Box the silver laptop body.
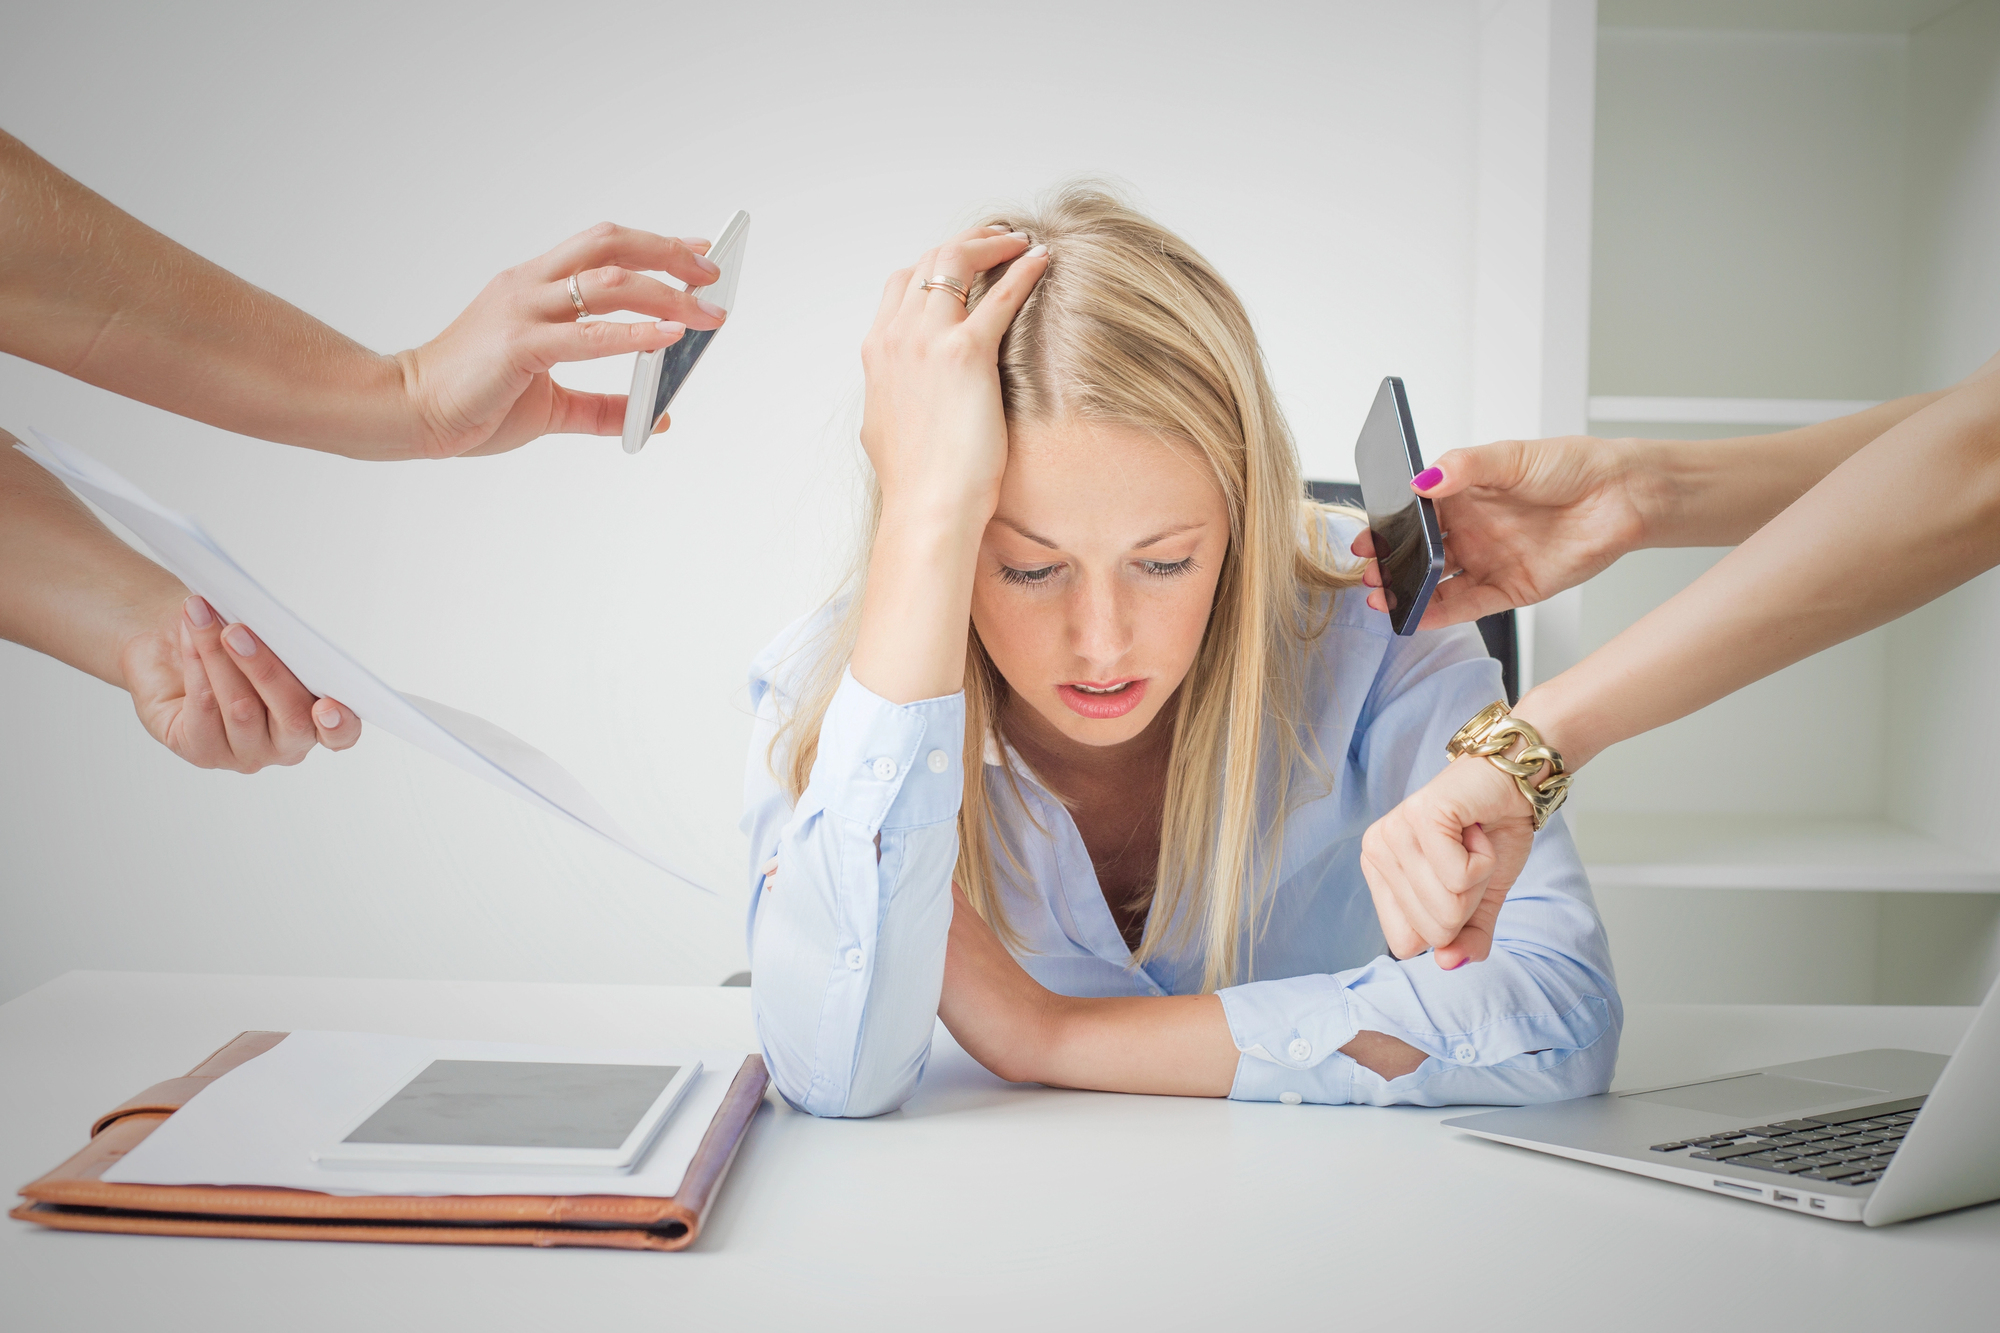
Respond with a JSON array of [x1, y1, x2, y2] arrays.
[[1443, 978, 2000, 1224]]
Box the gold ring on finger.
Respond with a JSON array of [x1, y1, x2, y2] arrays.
[[567, 273, 591, 319], [921, 275, 970, 305]]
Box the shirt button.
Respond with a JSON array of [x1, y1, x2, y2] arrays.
[[1287, 1038, 1312, 1062], [845, 948, 865, 970], [926, 748, 950, 774], [1280, 1091, 1303, 1106], [1454, 1045, 1476, 1062], [871, 756, 898, 781]]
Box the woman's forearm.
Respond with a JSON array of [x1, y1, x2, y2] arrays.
[[848, 500, 988, 704], [0, 130, 424, 460], [1039, 996, 1427, 1093], [1628, 390, 1951, 550], [0, 436, 182, 687], [1517, 374, 2000, 770]]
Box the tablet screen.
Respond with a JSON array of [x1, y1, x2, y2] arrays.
[[343, 1060, 681, 1150]]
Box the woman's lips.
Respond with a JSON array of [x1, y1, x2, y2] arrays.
[[1056, 678, 1148, 720]]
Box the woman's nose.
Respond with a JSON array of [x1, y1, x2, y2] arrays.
[[1067, 574, 1133, 670]]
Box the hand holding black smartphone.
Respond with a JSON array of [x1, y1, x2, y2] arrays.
[[1353, 376, 1444, 635]]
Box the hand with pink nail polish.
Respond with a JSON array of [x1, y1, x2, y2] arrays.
[[1357, 748, 1533, 970], [1347, 435, 1649, 631]]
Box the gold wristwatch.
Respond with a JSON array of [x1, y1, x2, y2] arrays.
[[1446, 702, 1572, 831]]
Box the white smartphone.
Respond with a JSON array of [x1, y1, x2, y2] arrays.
[[310, 1056, 703, 1174], [621, 209, 751, 454]]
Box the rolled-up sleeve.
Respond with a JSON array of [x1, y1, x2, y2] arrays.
[[743, 652, 964, 1118], [1217, 621, 1622, 1107]]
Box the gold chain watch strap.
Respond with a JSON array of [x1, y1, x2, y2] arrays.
[[1446, 702, 1572, 831]]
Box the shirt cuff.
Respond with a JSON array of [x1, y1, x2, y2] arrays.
[[807, 670, 966, 832], [1218, 974, 1367, 1105]]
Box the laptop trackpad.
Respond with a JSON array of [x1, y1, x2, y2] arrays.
[[1624, 1073, 1884, 1119]]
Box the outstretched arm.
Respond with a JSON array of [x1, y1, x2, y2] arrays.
[[0, 433, 357, 769], [1354, 349, 2000, 630], [0, 129, 725, 460]]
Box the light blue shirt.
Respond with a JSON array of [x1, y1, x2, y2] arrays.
[[742, 522, 1621, 1118]]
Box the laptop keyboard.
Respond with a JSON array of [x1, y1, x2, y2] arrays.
[[1646, 1095, 1926, 1186]]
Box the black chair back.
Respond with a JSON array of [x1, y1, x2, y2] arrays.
[[1305, 480, 1518, 703]]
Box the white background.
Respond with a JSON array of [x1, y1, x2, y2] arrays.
[[0, 0, 1501, 1001]]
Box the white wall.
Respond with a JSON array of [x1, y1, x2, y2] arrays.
[[0, 1, 1554, 1002], [1580, 28, 1910, 819]]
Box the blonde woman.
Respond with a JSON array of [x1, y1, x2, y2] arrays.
[[743, 188, 1619, 1117]]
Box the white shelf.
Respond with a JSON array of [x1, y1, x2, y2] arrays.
[[1571, 812, 2000, 892], [1586, 395, 1878, 425]]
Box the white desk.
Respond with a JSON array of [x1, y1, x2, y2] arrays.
[[2, 973, 1990, 1331]]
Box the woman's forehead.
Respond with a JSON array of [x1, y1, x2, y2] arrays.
[[996, 419, 1226, 548]]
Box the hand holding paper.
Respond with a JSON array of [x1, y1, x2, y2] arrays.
[[16, 430, 713, 892]]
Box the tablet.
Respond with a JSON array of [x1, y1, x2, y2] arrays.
[[621, 209, 750, 454], [310, 1057, 702, 1173]]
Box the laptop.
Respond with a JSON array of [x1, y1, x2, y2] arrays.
[[1443, 977, 2000, 1224]]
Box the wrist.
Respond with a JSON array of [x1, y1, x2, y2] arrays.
[[1507, 680, 1604, 773], [373, 349, 447, 462], [1616, 435, 1687, 550], [877, 485, 999, 537], [106, 579, 189, 692]]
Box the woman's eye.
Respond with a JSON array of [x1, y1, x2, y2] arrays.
[[1141, 558, 1197, 579], [999, 564, 1060, 586]]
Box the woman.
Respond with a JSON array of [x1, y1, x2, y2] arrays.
[[742, 188, 1619, 1117]]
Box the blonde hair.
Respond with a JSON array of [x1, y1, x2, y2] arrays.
[[771, 184, 1361, 990]]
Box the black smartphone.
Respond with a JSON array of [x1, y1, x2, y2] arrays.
[[1353, 376, 1444, 635]]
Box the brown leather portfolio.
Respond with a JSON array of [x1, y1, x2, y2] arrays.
[[10, 1031, 768, 1252]]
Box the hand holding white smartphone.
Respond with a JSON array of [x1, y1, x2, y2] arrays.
[[621, 210, 750, 453]]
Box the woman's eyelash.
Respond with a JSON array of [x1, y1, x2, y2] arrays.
[[997, 558, 1196, 585]]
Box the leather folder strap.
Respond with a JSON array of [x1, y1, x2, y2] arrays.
[[91, 1030, 288, 1135]]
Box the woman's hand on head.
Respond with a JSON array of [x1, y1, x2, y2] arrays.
[[394, 223, 728, 459], [1350, 435, 1648, 630], [121, 594, 359, 771], [1359, 755, 1536, 969], [859, 226, 1049, 517]]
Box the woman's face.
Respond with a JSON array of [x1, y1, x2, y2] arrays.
[[972, 419, 1230, 751]]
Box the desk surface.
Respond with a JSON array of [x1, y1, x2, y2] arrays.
[[2, 973, 1990, 1332]]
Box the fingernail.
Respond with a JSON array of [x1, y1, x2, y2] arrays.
[[696, 299, 727, 319], [1025, 244, 1048, 258], [655, 320, 686, 336], [223, 625, 257, 657], [1412, 466, 1443, 491], [1008, 231, 1030, 241], [316, 702, 342, 729], [184, 595, 213, 628], [694, 255, 721, 277], [986, 224, 1010, 232]]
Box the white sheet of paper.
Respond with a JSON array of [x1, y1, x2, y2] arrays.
[[102, 1031, 750, 1197], [17, 430, 711, 892]]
